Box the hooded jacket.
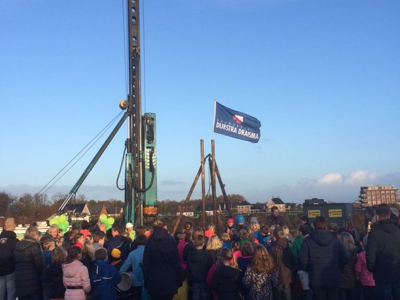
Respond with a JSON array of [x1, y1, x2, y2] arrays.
[[211, 264, 241, 300], [299, 229, 348, 287], [366, 219, 400, 283], [143, 226, 184, 297], [105, 235, 131, 262], [0, 230, 19, 276], [269, 238, 294, 284], [62, 260, 91, 300], [187, 248, 214, 283], [91, 259, 121, 300], [14, 237, 45, 297]]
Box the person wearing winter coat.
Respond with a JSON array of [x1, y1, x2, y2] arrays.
[[143, 219, 184, 300], [366, 204, 400, 300], [269, 229, 295, 300], [120, 233, 147, 300], [48, 246, 67, 300], [14, 226, 46, 300], [91, 248, 121, 300], [242, 244, 278, 300], [237, 241, 254, 299], [186, 235, 214, 300], [338, 232, 357, 300], [0, 218, 19, 300], [211, 248, 241, 300], [299, 216, 349, 300], [355, 235, 377, 300], [104, 225, 131, 262], [62, 246, 91, 300]]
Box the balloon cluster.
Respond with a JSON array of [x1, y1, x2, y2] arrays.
[[49, 215, 69, 232], [99, 214, 115, 231]]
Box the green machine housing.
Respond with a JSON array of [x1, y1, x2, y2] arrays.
[[142, 113, 158, 219]]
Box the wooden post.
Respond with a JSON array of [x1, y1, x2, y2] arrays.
[[211, 140, 218, 231], [215, 162, 233, 218], [201, 140, 206, 230]]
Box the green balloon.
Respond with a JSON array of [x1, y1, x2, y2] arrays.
[[58, 215, 67, 223], [107, 217, 115, 225], [49, 219, 57, 226], [106, 224, 112, 231], [58, 222, 67, 231], [100, 214, 107, 222], [64, 220, 69, 227]]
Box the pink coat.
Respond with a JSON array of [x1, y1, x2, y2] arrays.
[[354, 251, 375, 287], [62, 260, 91, 300], [177, 240, 188, 270]]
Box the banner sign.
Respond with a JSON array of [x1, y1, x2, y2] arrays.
[[213, 101, 261, 143], [328, 209, 343, 218]]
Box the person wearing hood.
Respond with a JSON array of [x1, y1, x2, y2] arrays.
[[143, 219, 184, 300], [62, 246, 91, 300], [299, 216, 349, 300], [269, 228, 295, 300], [14, 226, 45, 300], [90, 248, 121, 300], [104, 224, 131, 262], [211, 248, 241, 300], [366, 204, 400, 300], [186, 234, 214, 300], [0, 218, 19, 300]]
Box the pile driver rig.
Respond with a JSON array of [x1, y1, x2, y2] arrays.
[[58, 0, 157, 226]]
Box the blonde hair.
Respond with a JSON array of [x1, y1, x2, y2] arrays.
[[4, 218, 16, 231], [340, 232, 356, 252], [48, 224, 59, 236], [82, 240, 95, 260], [206, 235, 222, 251], [282, 225, 290, 236], [250, 221, 260, 232]]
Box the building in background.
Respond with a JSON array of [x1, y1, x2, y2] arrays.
[[359, 185, 399, 207], [266, 197, 286, 212]]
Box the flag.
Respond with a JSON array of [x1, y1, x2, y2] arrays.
[[213, 101, 261, 143]]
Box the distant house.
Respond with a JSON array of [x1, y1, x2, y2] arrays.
[[234, 201, 252, 214], [266, 197, 286, 212], [203, 203, 227, 216], [64, 203, 91, 222], [250, 203, 265, 213], [176, 211, 195, 217], [89, 204, 123, 219]]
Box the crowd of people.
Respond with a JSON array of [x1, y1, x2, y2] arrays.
[[1, 204, 400, 300]]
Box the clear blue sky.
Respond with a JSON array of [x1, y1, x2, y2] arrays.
[[1, 0, 399, 204]]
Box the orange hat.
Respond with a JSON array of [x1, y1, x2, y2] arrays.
[[111, 248, 121, 259]]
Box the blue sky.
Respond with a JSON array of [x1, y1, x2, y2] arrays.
[[1, 0, 399, 204]]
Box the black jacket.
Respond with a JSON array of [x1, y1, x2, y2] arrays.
[[186, 249, 213, 283], [266, 215, 285, 227], [366, 219, 400, 283], [48, 262, 66, 298], [143, 227, 184, 297], [299, 229, 348, 287], [211, 264, 241, 300], [0, 230, 19, 276], [14, 237, 45, 297]]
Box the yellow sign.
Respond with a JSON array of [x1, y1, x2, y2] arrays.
[[308, 210, 321, 218], [329, 209, 342, 218]]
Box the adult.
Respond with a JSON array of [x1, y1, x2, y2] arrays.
[[300, 216, 313, 232], [265, 206, 285, 227], [125, 222, 135, 241], [0, 218, 19, 300], [366, 204, 400, 300], [299, 216, 349, 300], [14, 226, 46, 300], [143, 219, 184, 300]]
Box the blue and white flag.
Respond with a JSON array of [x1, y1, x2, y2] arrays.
[[213, 101, 261, 143]]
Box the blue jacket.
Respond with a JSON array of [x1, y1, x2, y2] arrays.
[[91, 259, 121, 300], [120, 245, 145, 286]]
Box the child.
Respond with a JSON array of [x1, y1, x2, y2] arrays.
[[282, 226, 294, 248], [225, 218, 235, 234], [206, 235, 223, 263], [110, 248, 124, 270], [237, 241, 254, 299], [269, 229, 294, 300], [211, 248, 241, 300], [205, 223, 216, 238], [354, 235, 377, 300], [48, 246, 67, 300], [120, 234, 148, 300], [235, 215, 247, 231], [339, 232, 357, 300], [91, 248, 121, 300], [221, 233, 231, 249], [242, 244, 278, 300], [229, 228, 239, 242], [239, 229, 252, 247], [259, 225, 272, 247], [187, 235, 214, 300], [92, 231, 106, 253], [231, 240, 242, 260], [250, 220, 261, 242], [41, 237, 56, 300], [176, 232, 188, 271], [62, 246, 91, 300]]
